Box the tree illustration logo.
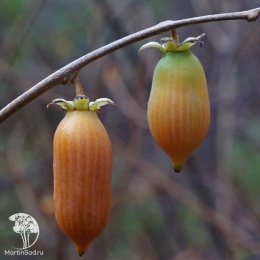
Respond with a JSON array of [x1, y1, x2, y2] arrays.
[[9, 213, 40, 250]]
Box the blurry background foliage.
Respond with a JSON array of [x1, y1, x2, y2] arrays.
[[0, 0, 260, 259]]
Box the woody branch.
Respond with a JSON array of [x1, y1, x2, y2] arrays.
[[0, 7, 259, 123]]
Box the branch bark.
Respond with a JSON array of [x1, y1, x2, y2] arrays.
[[0, 7, 259, 123]]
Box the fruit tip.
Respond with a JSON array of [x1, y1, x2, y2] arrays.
[[172, 161, 184, 173], [173, 167, 182, 173], [76, 243, 88, 257], [77, 249, 86, 257]]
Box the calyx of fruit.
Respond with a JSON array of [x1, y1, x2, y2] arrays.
[[47, 95, 116, 112], [139, 33, 205, 53]]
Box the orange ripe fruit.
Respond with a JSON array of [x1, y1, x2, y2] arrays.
[[49, 95, 115, 256]]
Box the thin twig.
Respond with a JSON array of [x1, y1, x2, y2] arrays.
[[170, 29, 180, 44], [0, 7, 259, 124], [72, 77, 85, 96]]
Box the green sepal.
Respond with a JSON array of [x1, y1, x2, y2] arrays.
[[89, 98, 116, 112], [178, 33, 205, 51], [47, 99, 74, 111], [139, 41, 166, 53]]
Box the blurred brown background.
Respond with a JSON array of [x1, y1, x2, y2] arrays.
[[0, 1, 260, 259]]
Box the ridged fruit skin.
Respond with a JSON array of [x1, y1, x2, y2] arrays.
[[148, 50, 210, 172], [53, 110, 112, 256]]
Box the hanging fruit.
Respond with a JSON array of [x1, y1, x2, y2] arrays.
[[48, 93, 116, 256], [139, 33, 210, 172]]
